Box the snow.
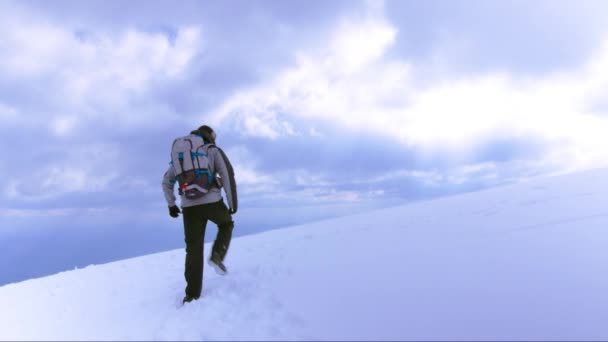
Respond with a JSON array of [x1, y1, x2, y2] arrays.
[[2, 168, 608, 340]]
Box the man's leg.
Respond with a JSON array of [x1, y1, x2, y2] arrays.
[[182, 205, 208, 298], [206, 200, 234, 262]]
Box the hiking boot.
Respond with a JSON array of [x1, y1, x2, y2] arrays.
[[182, 295, 199, 304], [208, 252, 227, 275]]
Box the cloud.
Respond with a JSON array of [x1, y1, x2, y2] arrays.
[[4, 0, 608, 224], [382, 0, 608, 76], [0, 14, 201, 83], [0, 103, 18, 124], [206, 2, 608, 176], [208, 12, 406, 138], [50, 116, 78, 137], [0, 4, 203, 135], [5, 143, 121, 202]]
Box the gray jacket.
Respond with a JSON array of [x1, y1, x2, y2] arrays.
[[162, 142, 237, 210]]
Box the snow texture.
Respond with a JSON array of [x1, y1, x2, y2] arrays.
[[1, 168, 608, 340]]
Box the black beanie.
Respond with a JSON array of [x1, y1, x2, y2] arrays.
[[197, 125, 216, 144]]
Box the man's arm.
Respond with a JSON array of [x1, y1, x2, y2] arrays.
[[212, 147, 238, 213], [162, 166, 178, 207]]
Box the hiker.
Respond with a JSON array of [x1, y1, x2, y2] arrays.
[[162, 125, 238, 304]]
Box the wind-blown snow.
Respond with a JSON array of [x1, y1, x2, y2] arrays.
[[1, 168, 608, 340]]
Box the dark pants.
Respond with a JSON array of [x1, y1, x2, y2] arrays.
[[182, 200, 234, 298]]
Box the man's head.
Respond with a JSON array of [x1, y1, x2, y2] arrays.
[[197, 125, 216, 144]]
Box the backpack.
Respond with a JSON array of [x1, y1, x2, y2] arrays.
[[170, 134, 216, 200]]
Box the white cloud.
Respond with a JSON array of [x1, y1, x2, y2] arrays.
[[207, 3, 608, 175], [0, 4, 203, 133], [0, 16, 201, 86], [324, 12, 397, 75], [209, 11, 408, 138], [224, 144, 375, 203], [221, 146, 279, 195], [0, 207, 116, 219], [5, 143, 120, 201], [253, 186, 364, 204], [0, 103, 18, 121], [0, 208, 76, 218], [367, 157, 568, 190], [50, 116, 78, 137]]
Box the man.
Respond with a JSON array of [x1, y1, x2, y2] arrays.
[[162, 125, 238, 304]]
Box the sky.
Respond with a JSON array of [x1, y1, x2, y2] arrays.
[[2, 0, 608, 282]]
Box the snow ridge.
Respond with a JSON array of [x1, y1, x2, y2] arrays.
[[2, 168, 608, 340]]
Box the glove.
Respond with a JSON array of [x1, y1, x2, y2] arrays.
[[169, 205, 181, 218], [229, 208, 237, 215]]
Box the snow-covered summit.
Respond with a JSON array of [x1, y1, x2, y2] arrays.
[[2, 168, 608, 340]]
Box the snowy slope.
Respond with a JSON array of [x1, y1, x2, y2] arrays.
[[1, 168, 608, 341]]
